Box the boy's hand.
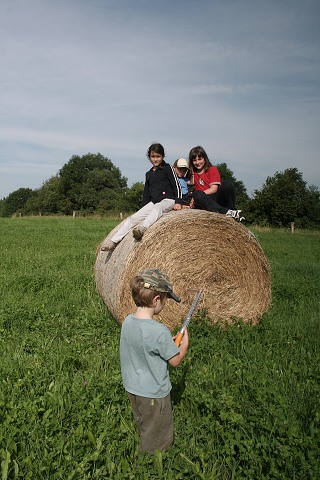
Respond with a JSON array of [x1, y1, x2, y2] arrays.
[[173, 328, 189, 348], [180, 328, 189, 348], [169, 329, 189, 367]]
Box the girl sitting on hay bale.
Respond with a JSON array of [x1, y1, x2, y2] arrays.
[[101, 143, 183, 251], [189, 145, 245, 221]]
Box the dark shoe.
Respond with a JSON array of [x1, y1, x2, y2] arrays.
[[132, 227, 146, 240]]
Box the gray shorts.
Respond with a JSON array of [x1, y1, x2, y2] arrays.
[[127, 392, 173, 453]]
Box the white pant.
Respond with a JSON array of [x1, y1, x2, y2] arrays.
[[111, 199, 175, 244]]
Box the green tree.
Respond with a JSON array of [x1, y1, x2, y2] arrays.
[[124, 182, 144, 212], [216, 162, 249, 209], [58, 153, 128, 214], [0, 188, 35, 217], [249, 168, 320, 228], [24, 176, 61, 215], [299, 185, 320, 228]]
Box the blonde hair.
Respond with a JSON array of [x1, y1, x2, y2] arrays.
[[130, 275, 167, 307]]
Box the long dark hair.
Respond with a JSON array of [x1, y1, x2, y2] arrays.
[[147, 143, 165, 158], [189, 146, 212, 172]]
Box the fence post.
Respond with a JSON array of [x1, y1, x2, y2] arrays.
[[291, 222, 294, 234]]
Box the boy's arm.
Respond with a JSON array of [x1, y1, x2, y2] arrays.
[[188, 174, 194, 186], [168, 329, 189, 367]]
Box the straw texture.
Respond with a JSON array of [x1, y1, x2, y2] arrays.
[[95, 210, 271, 330]]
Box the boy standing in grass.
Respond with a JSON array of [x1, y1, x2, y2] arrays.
[[120, 268, 189, 453]]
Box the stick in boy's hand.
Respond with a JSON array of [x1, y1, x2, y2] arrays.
[[175, 289, 203, 346]]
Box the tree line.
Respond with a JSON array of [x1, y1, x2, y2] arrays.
[[0, 152, 319, 228]]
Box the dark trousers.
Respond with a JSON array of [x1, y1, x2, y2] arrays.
[[193, 179, 236, 214], [127, 392, 174, 453]]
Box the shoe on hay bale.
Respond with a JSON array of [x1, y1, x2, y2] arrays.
[[132, 226, 146, 240], [101, 240, 117, 251], [226, 210, 245, 222]]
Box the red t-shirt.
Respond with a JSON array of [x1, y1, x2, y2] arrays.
[[194, 166, 221, 191]]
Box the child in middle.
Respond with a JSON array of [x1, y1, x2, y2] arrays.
[[101, 143, 182, 251], [172, 158, 194, 210]]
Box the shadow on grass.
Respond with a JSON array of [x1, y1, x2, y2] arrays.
[[171, 362, 190, 405]]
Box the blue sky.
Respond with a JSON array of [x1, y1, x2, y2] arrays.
[[1, 0, 319, 199]]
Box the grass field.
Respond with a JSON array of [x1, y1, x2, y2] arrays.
[[0, 217, 319, 479]]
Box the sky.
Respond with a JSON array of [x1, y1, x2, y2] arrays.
[[1, 0, 319, 200]]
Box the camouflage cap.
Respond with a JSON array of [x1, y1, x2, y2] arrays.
[[139, 268, 181, 303]]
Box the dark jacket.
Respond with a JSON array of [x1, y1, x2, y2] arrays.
[[142, 161, 182, 206]]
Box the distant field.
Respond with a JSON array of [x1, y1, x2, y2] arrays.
[[0, 217, 319, 479]]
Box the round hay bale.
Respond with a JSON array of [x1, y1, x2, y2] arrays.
[[95, 210, 271, 330]]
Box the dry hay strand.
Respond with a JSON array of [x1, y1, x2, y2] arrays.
[[95, 209, 271, 330]]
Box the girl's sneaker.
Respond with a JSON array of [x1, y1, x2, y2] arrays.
[[226, 210, 245, 222]]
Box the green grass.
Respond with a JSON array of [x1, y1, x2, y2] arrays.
[[0, 217, 319, 479]]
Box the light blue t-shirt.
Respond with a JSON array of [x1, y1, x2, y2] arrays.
[[178, 177, 189, 195], [120, 314, 180, 398]]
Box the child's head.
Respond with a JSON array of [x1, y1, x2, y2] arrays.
[[189, 146, 212, 172], [147, 143, 165, 169], [130, 268, 181, 308], [173, 158, 190, 178], [147, 143, 165, 159]]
